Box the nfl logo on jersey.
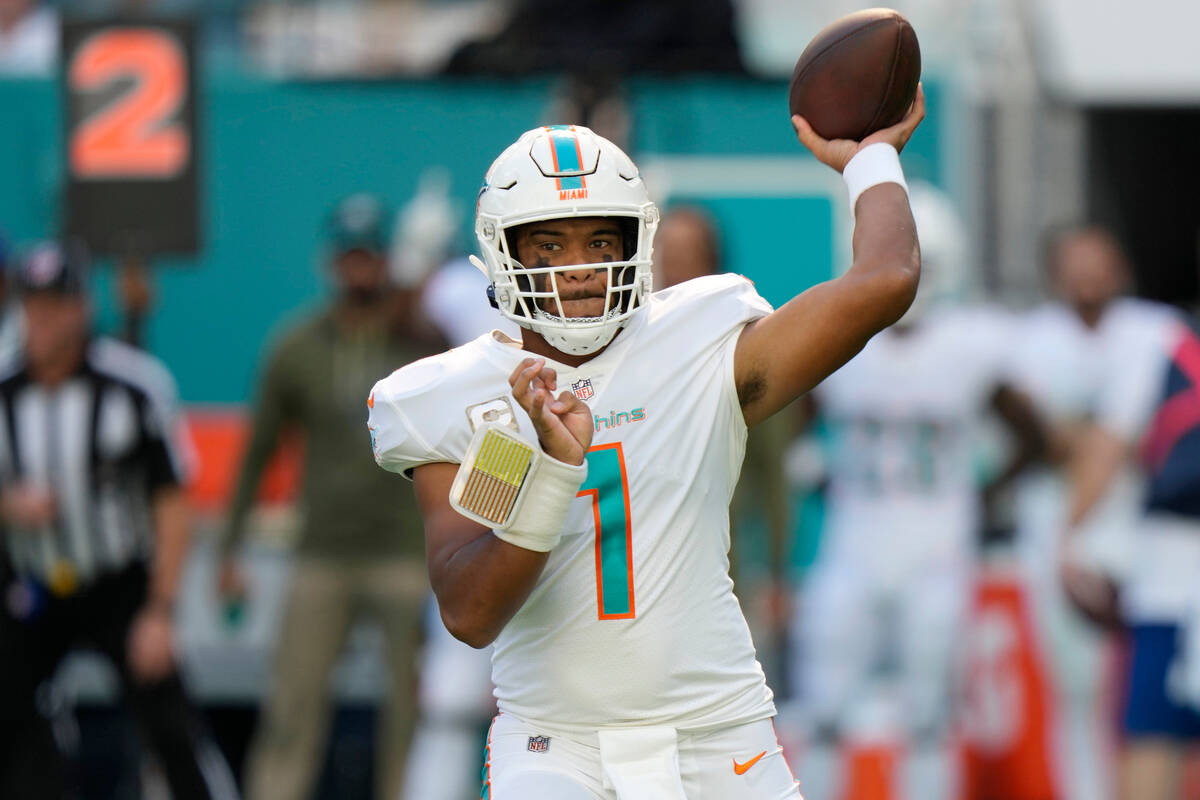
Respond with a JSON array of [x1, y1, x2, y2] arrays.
[[527, 735, 551, 753], [571, 378, 594, 401]]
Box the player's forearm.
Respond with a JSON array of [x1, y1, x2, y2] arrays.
[[1065, 425, 1129, 531], [845, 183, 921, 329], [984, 384, 1050, 499], [149, 487, 192, 612], [428, 513, 550, 648]]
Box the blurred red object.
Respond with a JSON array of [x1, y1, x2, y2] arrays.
[[959, 569, 1058, 800], [185, 409, 301, 513], [839, 741, 899, 800]]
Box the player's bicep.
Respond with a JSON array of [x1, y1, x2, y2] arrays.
[[735, 271, 897, 426], [412, 462, 493, 580]]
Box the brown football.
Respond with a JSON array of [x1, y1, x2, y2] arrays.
[[788, 8, 921, 142]]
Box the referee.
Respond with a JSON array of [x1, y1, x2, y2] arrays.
[[0, 242, 236, 799]]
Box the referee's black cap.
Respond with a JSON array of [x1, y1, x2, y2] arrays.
[[16, 240, 90, 296]]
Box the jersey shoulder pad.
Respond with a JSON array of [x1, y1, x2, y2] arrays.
[[367, 342, 484, 478], [646, 273, 773, 336], [640, 274, 773, 366]]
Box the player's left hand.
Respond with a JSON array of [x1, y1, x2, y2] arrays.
[[127, 605, 176, 683], [509, 357, 593, 465], [793, 83, 925, 173]]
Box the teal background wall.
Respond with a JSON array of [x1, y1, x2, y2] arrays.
[[0, 73, 942, 403]]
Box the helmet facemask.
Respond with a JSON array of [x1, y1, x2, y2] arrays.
[[485, 213, 654, 356], [473, 126, 659, 357]]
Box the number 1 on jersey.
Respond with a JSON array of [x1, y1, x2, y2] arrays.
[[578, 443, 635, 620]]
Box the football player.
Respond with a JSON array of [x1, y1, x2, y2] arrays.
[[1060, 296, 1195, 800], [1007, 225, 1181, 800], [368, 90, 924, 798], [786, 182, 1045, 800]]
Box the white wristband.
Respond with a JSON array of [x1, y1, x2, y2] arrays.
[[842, 143, 908, 214], [492, 450, 586, 552], [449, 424, 586, 552]]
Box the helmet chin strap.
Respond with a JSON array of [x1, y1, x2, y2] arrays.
[[530, 306, 625, 356]]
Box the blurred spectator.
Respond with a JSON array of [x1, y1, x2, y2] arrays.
[[245, 0, 511, 77], [653, 205, 722, 290], [446, 0, 742, 75], [447, 0, 741, 145], [1058, 268, 1199, 800], [0, 241, 234, 799], [0, 0, 57, 75], [1005, 224, 1177, 800], [217, 194, 442, 800], [783, 183, 1044, 800]]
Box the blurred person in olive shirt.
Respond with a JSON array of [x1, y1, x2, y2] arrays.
[[216, 194, 441, 800]]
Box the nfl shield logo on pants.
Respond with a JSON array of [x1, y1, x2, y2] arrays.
[[527, 735, 551, 753], [571, 378, 594, 401]]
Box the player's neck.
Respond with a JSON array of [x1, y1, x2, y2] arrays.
[[520, 328, 615, 368], [1073, 301, 1110, 329]]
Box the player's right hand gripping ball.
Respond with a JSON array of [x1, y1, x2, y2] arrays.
[[788, 7, 921, 141]]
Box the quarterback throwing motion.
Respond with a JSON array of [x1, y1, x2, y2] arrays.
[[368, 94, 924, 798]]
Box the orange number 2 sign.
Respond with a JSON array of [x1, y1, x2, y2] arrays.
[[69, 29, 188, 179]]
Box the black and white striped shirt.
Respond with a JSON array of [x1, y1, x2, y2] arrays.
[[0, 337, 191, 583]]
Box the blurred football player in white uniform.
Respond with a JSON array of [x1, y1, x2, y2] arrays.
[[368, 96, 925, 798], [1006, 225, 1177, 800], [787, 183, 1043, 800]]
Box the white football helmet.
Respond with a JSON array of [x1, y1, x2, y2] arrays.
[[472, 125, 659, 356], [899, 180, 970, 325]]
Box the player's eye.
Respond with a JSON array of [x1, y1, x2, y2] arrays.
[[536, 241, 562, 251], [590, 238, 614, 249]]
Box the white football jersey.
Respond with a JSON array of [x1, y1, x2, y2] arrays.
[[368, 274, 776, 731], [815, 306, 1014, 564], [1007, 298, 1178, 578]]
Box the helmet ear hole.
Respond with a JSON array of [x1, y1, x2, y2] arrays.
[[503, 230, 522, 266], [501, 229, 534, 318], [618, 217, 638, 261]]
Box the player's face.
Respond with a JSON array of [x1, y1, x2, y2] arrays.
[[22, 293, 88, 369], [512, 217, 624, 318], [1051, 232, 1128, 320]]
